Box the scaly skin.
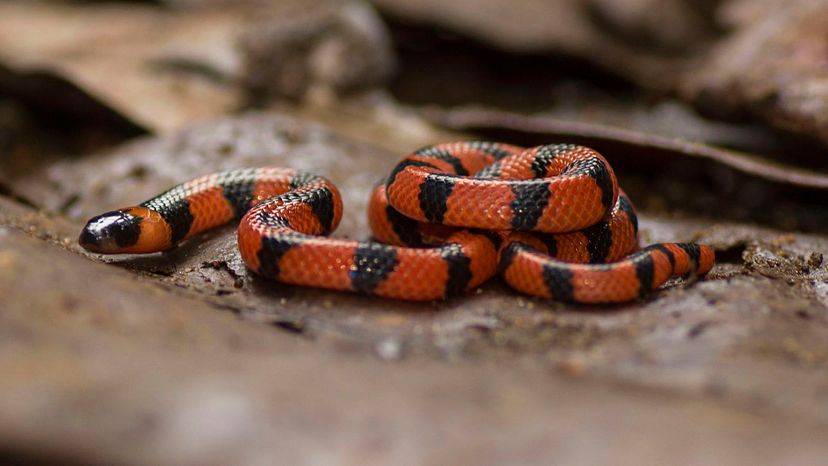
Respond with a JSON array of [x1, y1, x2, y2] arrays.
[[79, 142, 715, 303]]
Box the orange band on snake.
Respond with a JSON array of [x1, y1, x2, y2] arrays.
[[79, 142, 714, 303]]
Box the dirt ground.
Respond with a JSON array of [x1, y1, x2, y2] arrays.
[[2, 1, 828, 464]]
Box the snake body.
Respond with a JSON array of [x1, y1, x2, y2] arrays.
[[79, 142, 714, 303]]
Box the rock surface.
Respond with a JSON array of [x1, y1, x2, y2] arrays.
[[3, 111, 828, 464], [3, 1, 828, 463]]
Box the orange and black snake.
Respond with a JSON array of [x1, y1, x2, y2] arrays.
[[79, 141, 715, 303]]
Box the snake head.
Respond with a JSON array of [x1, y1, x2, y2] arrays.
[[79, 207, 171, 254]]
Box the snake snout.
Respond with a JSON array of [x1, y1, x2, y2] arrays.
[[79, 210, 142, 253]]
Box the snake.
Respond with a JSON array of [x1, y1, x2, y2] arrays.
[[78, 141, 715, 303]]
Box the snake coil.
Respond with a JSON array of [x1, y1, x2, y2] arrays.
[[79, 142, 714, 303]]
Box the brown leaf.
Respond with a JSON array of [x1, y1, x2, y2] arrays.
[[372, 0, 716, 90], [0, 1, 241, 132], [0, 0, 395, 133], [424, 106, 828, 231], [426, 107, 828, 189], [683, 0, 828, 147]]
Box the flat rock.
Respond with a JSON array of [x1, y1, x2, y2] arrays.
[[3, 217, 828, 465], [3, 112, 828, 464]]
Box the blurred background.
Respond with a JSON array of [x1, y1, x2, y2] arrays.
[[2, 0, 828, 464]]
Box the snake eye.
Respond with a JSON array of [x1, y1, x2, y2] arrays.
[[79, 210, 142, 253]]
